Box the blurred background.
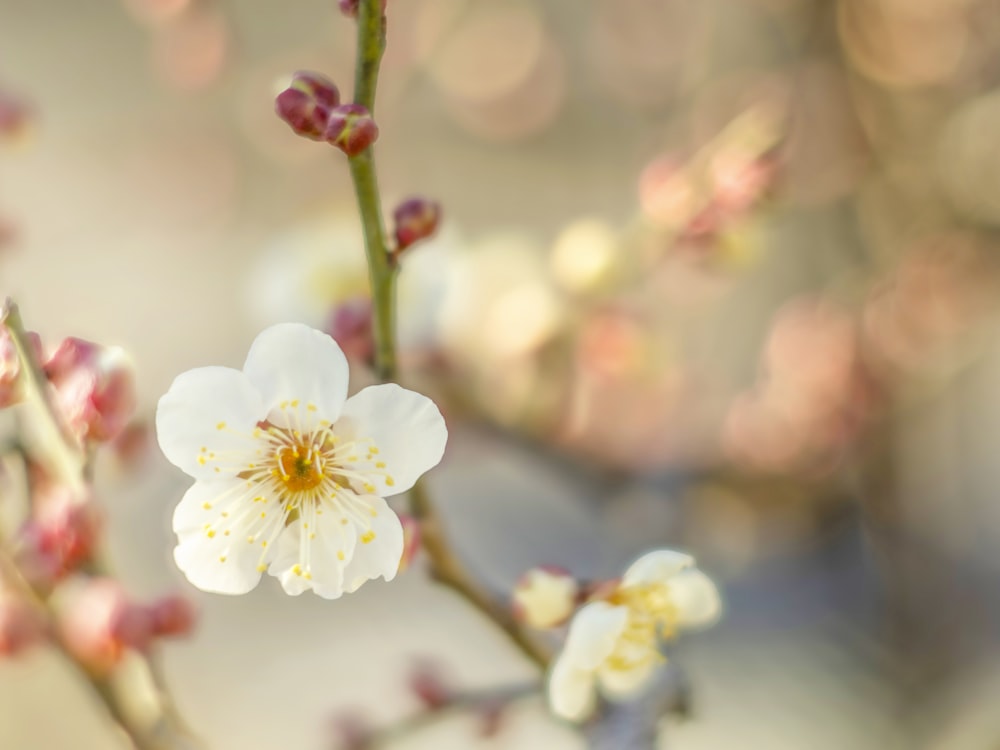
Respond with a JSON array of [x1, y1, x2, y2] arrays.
[[3, 0, 1000, 747]]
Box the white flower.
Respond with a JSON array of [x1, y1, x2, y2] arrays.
[[547, 550, 721, 722], [512, 567, 579, 629], [155, 323, 448, 599]]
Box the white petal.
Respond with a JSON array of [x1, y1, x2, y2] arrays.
[[622, 549, 695, 588], [336, 384, 447, 496], [242, 323, 350, 428], [548, 654, 598, 722], [267, 501, 358, 599], [339, 495, 404, 593], [670, 568, 722, 630], [562, 601, 629, 670], [156, 367, 265, 479], [597, 660, 659, 699]]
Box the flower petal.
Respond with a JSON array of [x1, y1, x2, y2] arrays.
[[621, 549, 695, 588], [670, 568, 722, 630], [548, 654, 598, 722], [562, 601, 629, 670], [339, 495, 404, 593], [597, 659, 659, 699], [336, 383, 447, 496], [268, 500, 358, 599], [172, 479, 278, 595], [156, 367, 265, 479], [242, 323, 350, 428]]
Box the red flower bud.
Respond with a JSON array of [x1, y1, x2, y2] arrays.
[[148, 594, 198, 638], [392, 198, 441, 252], [45, 337, 137, 443], [324, 104, 378, 157], [325, 297, 374, 365], [274, 71, 341, 141], [408, 659, 452, 711], [0, 89, 31, 141], [338, 0, 386, 19]]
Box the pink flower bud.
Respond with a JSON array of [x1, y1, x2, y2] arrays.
[[511, 566, 579, 629], [392, 198, 441, 252], [18, 483, 102, 586], [0, 328, 42, 408], [396, 513, 421, 572], [408, 658, 452, 711], [59, 579, 154, 674], [324, 104, 378, 157], [0, 89, 31, 141], [325, 297, 374, 365], [45, 337, 137, 443], [147, 593, 198, 638], [0, 593, 46, 657], [274, 71, 341, 141], [338, 0, 386, 19]]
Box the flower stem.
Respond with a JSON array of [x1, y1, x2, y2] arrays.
[[343, 0, 551, 670]]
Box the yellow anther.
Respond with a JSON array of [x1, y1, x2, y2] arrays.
[[385, 476, 395, 487], [340, 518, 348, 525], [347, 455, 358, 462], [261, 540, 268, 548], [280, 401, 288, 409], [248, 463, 255, 469], [197, 456, 207, 465], [202, 502, 212, 510], [214, 467, 221, 473], [219, 555, 227, 563], [292, 564, 302, 576], [261, 512, 267, 518], [320, 419, 330, 426], [254, 496, 264, 503], [369, 508, 377, 517], [224, 530, 230, 536], [375, 461, 386, 469], [291, 400, 299, 407], [206, 529, 216, 538], [221, 511, 229, 518], [200, 446, 207, 452], [361, 531, 376, 544], [247, 536, 255, 543], [337, 550, 345, 561], [209, 452, 215, 458], [304, 572, 312, 580], [216, 421, 226, 430], [369, 446, 379, 455], [257, 564, 267, 572], [307, 403, 318, 412], [363, 483, 375, 493], [309, 533, 316, 540]]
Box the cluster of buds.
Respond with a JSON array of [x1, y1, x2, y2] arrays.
[[723, 297, 879, 474], [274, 71, 378, 157], [58, 579, 196, 674], [0, 327, 136, 446]]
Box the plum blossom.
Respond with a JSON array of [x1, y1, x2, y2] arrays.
[[547, 550, 721, 722], [155, 323, 447, 598]]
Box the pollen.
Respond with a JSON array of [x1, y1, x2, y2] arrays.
[[216, 421, 226, 430], [361, 530, 376, 544]]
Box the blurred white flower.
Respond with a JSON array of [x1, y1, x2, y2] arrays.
[[248, 214, 458, 349], [155, 323, 448, 598], [547, 550, 721, 722], [512, 566, 579, 629]]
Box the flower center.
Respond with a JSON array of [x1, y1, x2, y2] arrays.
[[274, 441, 325, 494]]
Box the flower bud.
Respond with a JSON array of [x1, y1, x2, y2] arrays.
[[18, 483, 101, 587], [324, 104, 378, 157], [396, 513, 421, 572], [147, 593, 198, 638], [393, 198, 441, 252], [59, 579, 154, 674], [408, 659, 452, 711], [325, 297, 374, 365], [337, 0, 386, 19], [274, 71, 341, 141], [511, 566, 579, 629], [45, 337, 137, 443], [0, 327, 43, 408], [0, 89, 31, 142], [0, 593, 46, 657]]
